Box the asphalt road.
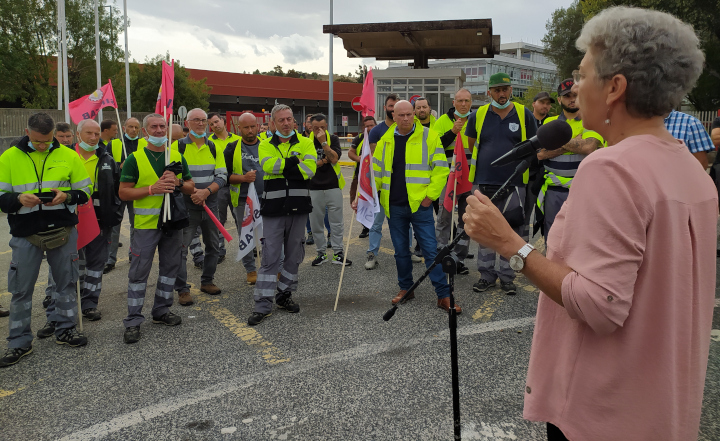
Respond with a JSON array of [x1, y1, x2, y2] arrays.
[[0, 166, 718, 441]]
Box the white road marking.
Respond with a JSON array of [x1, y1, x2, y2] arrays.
[[220, 427, 237, 434], [58, 316, 536, 441]]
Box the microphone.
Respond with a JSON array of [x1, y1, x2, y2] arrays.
[[491, 119, 573, 167]]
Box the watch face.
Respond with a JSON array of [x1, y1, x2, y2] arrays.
[[509, 255, 524, 271]]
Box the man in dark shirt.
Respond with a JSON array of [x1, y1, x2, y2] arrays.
[[348, 116, 377, 238], [531, 91, 554, 126], [308, 114, 351, 266]]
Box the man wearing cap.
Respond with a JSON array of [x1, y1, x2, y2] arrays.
[[536, 78, 603, 239], [464, 73, 538, 296], [531, 91, 554, 126]]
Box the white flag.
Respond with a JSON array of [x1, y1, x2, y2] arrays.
[[236, 182, 263, 261], [356, 128, 381, 229]]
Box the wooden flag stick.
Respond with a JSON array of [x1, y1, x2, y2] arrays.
[[114, 108, 127, 159], [334, 184, 361, 311]]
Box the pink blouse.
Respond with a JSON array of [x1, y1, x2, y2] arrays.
[[524, 135, 717, 440]]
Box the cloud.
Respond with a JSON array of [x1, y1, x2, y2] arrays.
[[277, 34, 324, 65], [206, 34, 230, 54], [225, 23, 236, 33]]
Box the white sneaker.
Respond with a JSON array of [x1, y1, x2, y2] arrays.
[[365, 252, 378, 270], [411, 253, 422, 263]]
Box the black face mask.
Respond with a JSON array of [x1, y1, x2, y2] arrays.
[[560, 103, 579, 114]]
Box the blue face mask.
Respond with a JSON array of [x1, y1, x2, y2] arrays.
[[454, 110, 472, 118], [79, 141, 98, 152], [190, 130, 205, 138], [147, 135, 168, 147], [276, 130, 295, 138], [27, 141, 37, 151], [491, 99, 512, 110], [125, 133, 139, 141]]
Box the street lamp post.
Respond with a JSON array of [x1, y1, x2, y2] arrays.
[[94, 0, 102, 120], [328, 0, 334, 133]]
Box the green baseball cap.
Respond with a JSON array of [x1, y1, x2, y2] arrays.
[[488, 73, 512, 88]]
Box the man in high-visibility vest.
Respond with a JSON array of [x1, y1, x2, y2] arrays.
[[208, 112, 242, 264], [55, 122, 74, 147], [307, 113, 351, 267], [172, 108, 228, 306], [464, 73, 538, 296], [537, 78, 603, 239], [414, 97, 436, 129], [99, 119, 118, 150], [369, 100, 460, 313], [105, 117, 147, 274], [224, 112, 264, 285], [248, 104, 317, 326], [118, 113, 195, 344], [0, 112, 92, 367]]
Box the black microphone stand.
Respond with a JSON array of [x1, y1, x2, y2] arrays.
[[383, 157, 532, 441]]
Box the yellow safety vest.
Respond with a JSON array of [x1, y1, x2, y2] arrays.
[[210, 132, 241, 155], [132, 148, 184, 229], [372, 124, 449, 217], [228, 142, 245, 207], [309, 130, 345, 189], [433, 113, 470, 155], [469, 103, 529, 185]]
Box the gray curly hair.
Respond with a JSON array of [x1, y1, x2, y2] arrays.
[[576, 7, 704, 118], [271, 104, 293, 121]]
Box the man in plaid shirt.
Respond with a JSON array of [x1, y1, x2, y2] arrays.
[[664, 110, 714, 169]]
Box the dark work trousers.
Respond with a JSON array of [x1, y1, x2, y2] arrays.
[[46, 227, 110, 317], [124, 228, 181, 328], [107, 202, 134, 265], [543, 187, 569, 242], [175, 206, 220, 293], [253, 214, 307, 314], [7, 229, 79, 348]]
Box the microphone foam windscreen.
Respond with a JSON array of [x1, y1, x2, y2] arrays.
[[536, 119, 573, 151]]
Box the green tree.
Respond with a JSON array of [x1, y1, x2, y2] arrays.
[[541, 0, 585, 81], [120, 54, 210, 112], [511, 79, 562, 118]]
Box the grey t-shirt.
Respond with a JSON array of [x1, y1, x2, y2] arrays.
[[224, 140, 264, 199]]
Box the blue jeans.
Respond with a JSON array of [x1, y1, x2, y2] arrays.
[[367, 209, 385, 255], [388, 204, 449, 299]]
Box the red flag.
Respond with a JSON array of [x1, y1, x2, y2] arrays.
[[76, 197, 100, 249], [155, 60, 175, 118], [443, 135, 473, 212], [355, 128, 381, 229], [68, 80, 118, 124], [359, 68, 375, 117]]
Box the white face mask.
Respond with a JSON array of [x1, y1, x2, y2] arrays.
[[79, 141, 98, 152], [491, 99, 512, 110], [147, 135, 168, 147]]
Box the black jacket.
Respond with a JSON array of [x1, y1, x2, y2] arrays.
[[90, 145, 122, 229], [0, 137, 90, 237], [260, 133, 313, 217]]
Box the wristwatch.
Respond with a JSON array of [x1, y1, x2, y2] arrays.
[[321, 141, 328, 147], [509, 243, 535, 272]]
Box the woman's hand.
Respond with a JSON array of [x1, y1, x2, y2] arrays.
[[463, 190, 525, 259]]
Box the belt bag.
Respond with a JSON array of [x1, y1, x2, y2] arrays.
[[479, 185, 524, 229], [26, 226, 73, 251]]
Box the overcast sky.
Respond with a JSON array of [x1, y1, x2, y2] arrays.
[[122, 0, 574, 75]]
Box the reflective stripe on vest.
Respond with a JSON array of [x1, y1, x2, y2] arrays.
[[133, 148, 183, 229], [536, 173, 572, 214], [469, 103, 529, 185]]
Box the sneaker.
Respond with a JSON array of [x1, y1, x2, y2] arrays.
[[152, 312, 182, 326], [311, 252, 327, 266], [473, 279, 496, 293], [246, 271, 258, 285], [456, 261, 469, 275], [467, 253, 474, 259], [42, 295, 52, 308], [413, 245, 423, 257], [365, 252, 379, 270], [0, 304, 7, 317], [0, 346, 32, 368], [103, 264, 115, 274], [332, 252, 352, 266], [178, 291, 194, 306], [37, 321, 56, 338], [359, 227, 369, 238], [277, 295, 300, 313], [217, 255, 226, 264], [411, 253, 422, 263], [55, 327, 88, 347], [306, 232, 315, 245], [248, 311, 271, 326], [194, 260, 204, 269], [124, 326, 141, 344], [200, 284, 222, 295], [82, 308, 102, 321], [501, 281, 517, 295]]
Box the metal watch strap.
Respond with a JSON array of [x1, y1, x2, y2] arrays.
[[517, 243, 535, 260]]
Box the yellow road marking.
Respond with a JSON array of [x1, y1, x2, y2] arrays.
[[0, 249, 11, 255], [191, 288, 290, 365], [472, 291, 506, 322], [0, 379, 44, 399]]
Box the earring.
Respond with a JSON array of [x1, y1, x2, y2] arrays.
[[604, 108, 611, 125]]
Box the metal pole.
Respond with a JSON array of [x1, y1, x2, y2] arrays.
[[328, 0, 334, 133], [60, 0, 70, 122], [57, 1, 62, 110], [94, 0, 103, 121], [124, 0, 131, 118]]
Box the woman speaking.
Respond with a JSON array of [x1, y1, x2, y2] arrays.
[[463, 7, 716, 441]]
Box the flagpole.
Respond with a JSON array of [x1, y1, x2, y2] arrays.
[[163, 106, 170, 222], [334, 183, 359, 312], [109, 79, 127, 159], [94, 0, 103, 121]]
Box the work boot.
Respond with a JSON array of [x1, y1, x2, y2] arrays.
[[246, 271, 258, 285], [55, 327, 88, 347], [82, 308, 102, 321], [42, 296, 52, 309], [276, 293, 300, 313], [103, 264, 115, 274], [359, 227, 369, 238], [248, 311, 271, 326], [178, 291, 194, 306], [37, 321, 56, 338], [201, 284, 222, 295], [391, 290, 414, 305], [364, 252, 378, 270], [0, 304, 8, 317], [501, 281, 517, 295], [124, 326, 141, 344], [456, 261, 469, 275], [217, 255, 226, 264], [437, 297, 462, 314], [0, 346, 32, 368], [473, 279, 496, 293], [152, 312, 182, 326], [306, 232, 314, 245]]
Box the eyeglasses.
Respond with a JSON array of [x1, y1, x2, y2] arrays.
[[571, 70, 585, 84], [189, 118, 208, 124]]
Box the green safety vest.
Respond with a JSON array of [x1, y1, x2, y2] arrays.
[[309, 130, 345, 189], [132, 148, 184, 229], [372, 124, 449, 217], [469, 103, 529, 185]]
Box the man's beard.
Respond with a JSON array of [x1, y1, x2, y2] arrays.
[[417, 112, 429, 120], [386, 110, 394, 119], [561, 103, 579, 114]]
